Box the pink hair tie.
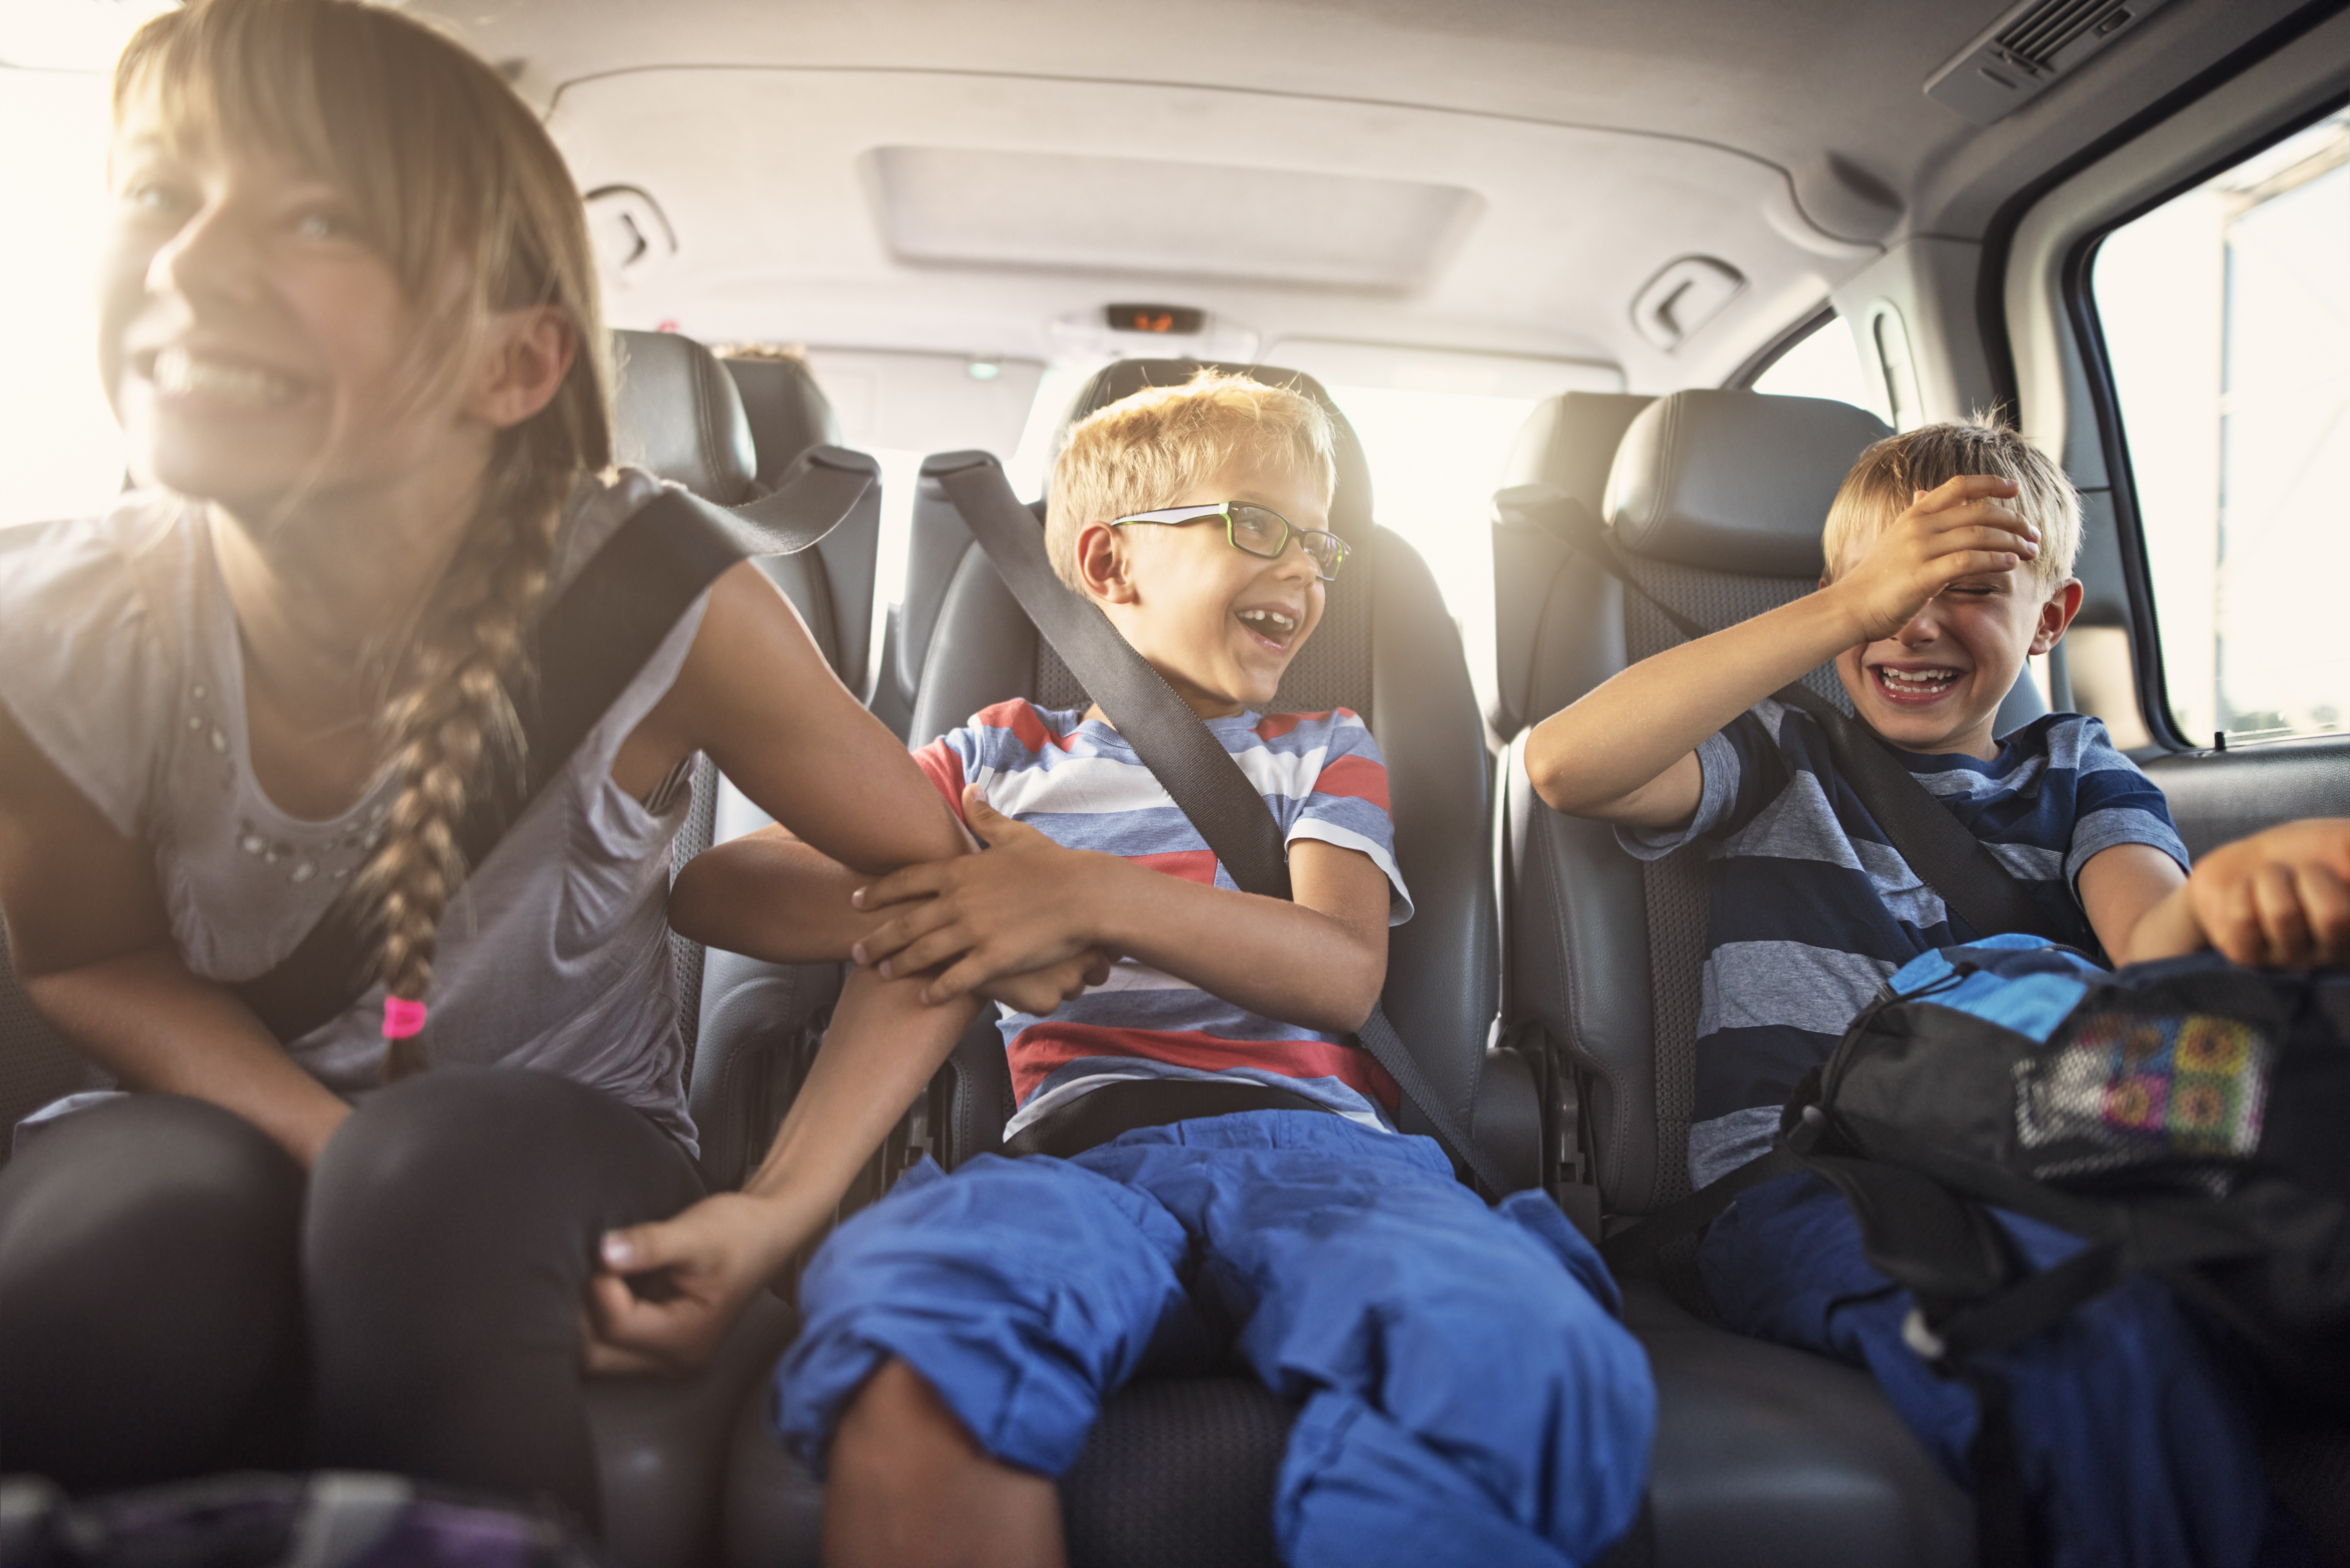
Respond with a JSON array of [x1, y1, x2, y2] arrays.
[[382, 997, 429, 1040]]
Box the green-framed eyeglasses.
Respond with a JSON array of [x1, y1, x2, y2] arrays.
[[1108, 501, 1351, 582]]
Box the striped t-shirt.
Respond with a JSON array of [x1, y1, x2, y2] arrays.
[[912, 701, 1414, 1137], [1618, 704, 2188, 1188]]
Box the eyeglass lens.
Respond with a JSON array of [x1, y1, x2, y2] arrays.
[[1228, 505, 1346, 579]]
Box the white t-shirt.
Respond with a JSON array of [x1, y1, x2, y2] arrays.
[[0, 469, 709, 1150]]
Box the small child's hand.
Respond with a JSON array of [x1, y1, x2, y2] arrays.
[[2181, 818, 2350, 969], [1829, 474, 2040, 642], [849, 787, 1111, 1004], [976, 948, 1114, 1015]]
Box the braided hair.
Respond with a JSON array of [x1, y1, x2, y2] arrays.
[[118, 0, 614, 1075]]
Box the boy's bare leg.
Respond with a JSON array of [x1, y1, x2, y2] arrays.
[[822, 1358, 1067, 1568]]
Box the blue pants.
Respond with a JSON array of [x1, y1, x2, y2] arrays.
[[775, 1110, 1655, 1568], [1700, 1172, 2285, 1568]]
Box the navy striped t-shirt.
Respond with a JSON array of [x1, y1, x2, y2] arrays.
[[1618, 703, 2188, 1187]]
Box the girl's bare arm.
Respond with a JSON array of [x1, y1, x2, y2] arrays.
[[0, 702, 349, 1165]]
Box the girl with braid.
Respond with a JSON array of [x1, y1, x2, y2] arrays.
[[0, 0, 1091, 1528]]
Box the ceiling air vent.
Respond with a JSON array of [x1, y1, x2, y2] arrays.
[[1925, 0, 2174, 126]]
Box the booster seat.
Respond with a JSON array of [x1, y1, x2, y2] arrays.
[[1494, 388, 2026, 1567], [717, 358, 1543, 1568]]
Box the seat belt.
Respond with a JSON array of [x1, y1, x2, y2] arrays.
[[231, 448, 881, 1043], [928, 451, 1514, 1198], [1496, 484, 2072, 946]]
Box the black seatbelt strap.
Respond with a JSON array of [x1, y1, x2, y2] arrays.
[[930, 451, 1514, 1197], [233, 448, 879, 1042], [1497, 485, 2070, 946], [1597, 1145, 1804, 1269]]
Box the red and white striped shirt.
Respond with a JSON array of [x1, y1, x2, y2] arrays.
[[913, 701, 1413, 1136]]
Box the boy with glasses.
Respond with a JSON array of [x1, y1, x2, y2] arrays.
[[608, 370, 1653, 1568]]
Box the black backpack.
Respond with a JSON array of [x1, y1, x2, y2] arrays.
[[1626, 936, 2350, 1401], [1611, 935, 2350, 1561]]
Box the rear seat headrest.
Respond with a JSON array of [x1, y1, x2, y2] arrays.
[[1049, 358, 1375, 545], [1499, 392, 1656, 518], [720, 355, 844, 492], [1603, 389, 1892, 579], [610, 328, 759, 507]]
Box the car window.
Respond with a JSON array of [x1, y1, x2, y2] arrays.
[[2094, 109, 2350, 749], [0, 66, 124, 531], [1749, 313, 1872, 412]]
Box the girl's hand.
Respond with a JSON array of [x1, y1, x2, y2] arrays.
[[2182, 818, 2350, 969], [1828, 475, 2041, 642], [849, 787, 1117, 1004]]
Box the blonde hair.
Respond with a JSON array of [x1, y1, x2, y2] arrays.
[[1044, 369, 1337, 590], [118, 0, 612, 1077], [1822, 418, 2081, 593]]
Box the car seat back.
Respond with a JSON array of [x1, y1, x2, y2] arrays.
[[719, 353, 877, 704], [610, 328, 875, 1189], [901, 358, 1510, 1173], [1498, 389, 2052, 1214]]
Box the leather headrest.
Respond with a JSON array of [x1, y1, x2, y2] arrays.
[[1603, 389, 1892, 578], [1498, 392, 1656, 519], [1049, 358, 1374, 545], [610, 329, 759, 506], [721, 356, 844, 491]]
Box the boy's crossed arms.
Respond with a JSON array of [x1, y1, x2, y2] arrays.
[[853, 782, 1388, 1034]]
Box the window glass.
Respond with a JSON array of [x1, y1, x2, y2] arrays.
[[2095, 110, 2350, 746], [0, 67, 125, 531], [1322, 384, 1534, 720], [1750, 314, 1872, 411]]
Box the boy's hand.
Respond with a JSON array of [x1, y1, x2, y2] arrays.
[[1828, 475, 2041, 642], [974, 950, 1114, 1015], [583, 1190, 818, 1376], [851, 787, 1118, 1005], [2181, 818, 2350, 969]]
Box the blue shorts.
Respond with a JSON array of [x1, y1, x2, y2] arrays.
[[1701, 1172, 2287, 1568], [774, 1109, 1655, 1568]]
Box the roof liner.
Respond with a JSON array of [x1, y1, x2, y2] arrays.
[[547, 67, 1867, 383], [425, 0, 2317, 387]]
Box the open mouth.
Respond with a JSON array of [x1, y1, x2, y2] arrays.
[[1870, 664, 1964, 704], [1236, 606, 1300, 651], [142, 346, 309, 411]]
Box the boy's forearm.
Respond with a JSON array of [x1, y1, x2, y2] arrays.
[[1526, 587, 1866, 815], [670, 830, 885, 963], [1078, 856, 1384, 1033], [738, 966, 978, 1220], [2111, 882, 2202, 965]]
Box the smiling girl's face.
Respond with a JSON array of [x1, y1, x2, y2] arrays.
[[100, 119, 464, 521]]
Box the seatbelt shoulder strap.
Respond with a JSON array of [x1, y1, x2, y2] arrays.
[[232, 450, 879, 1042]]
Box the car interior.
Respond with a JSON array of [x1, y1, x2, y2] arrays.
[[4, 0, 2350, 1563]]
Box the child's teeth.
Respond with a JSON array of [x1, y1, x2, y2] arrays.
[[152, 347, 302, 408]]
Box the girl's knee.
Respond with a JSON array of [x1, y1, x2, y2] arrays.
[[311, 1067, 667, 1216], [0, 1095, 301, 1264]]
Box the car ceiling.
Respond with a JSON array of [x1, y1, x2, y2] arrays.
[[420, 0, 2314, 390]]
